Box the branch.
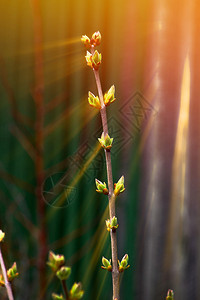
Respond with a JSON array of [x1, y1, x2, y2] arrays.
[[0, 247, 14, 300], [90, 46, 120, 299], [61, 280, 69, 300], [30, 0, 47, 296]]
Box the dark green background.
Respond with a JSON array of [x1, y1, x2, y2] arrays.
[[0, 1, 200, 299]]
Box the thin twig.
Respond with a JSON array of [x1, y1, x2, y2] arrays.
[[61, 280, 69, 300], [0, 247, 14, 300], [30, 0, 47, 296], [91, 46, 120, 300]]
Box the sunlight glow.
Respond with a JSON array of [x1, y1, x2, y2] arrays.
[[8, 37, 80, 57], [82, 206, 109, 286], [165, 55, 190, 267], [174, 56, 190, 214], [172, 56, 190, 216], [46, 141, 102, 220]]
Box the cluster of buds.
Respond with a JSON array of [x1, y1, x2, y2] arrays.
[[47, 251, 65, 273], [51, 284, 84, 300], [166, 289, 174, 300], [52, 294, 64, 300], [103, 85, 116, 106], [7, 262, 19, 281], [56, 266, 71, 281], [81, 31, 102, 70], [114, 176, 125, 196], [0, 230, 19, 287], [118, 254, 130, 273], [85, 50, 102, 70], [47, 251, 84, 300], [106, 217, 119, 232], [101, 257, 112, 272], [98, 132, 113, 150], [95, 179, 109, 195], [81, 31, 101, 48], [70, 282, 84, 299], [88, 85, 116, 110]]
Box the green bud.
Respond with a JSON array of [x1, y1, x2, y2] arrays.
[[91, 31, 101, 46], [104, 85, 116, 106], [85, 49, 102, 70], [166, 289, 174, 300], [56, 266, 71, 281], [122, 254, 128, 262], [7, 262, 19, 281], [0, 230, 5, 242], [101, 256, 112, 271], [70, 282, 84, 299], [52, 293, 65, 300], [81, 35, 91, 48], [114, 176, 125, 196], [88, 91, 101, 109], [106, 217, 118, 232], [110, 216, 118, 227], [98, 132, 113, 150], [121, 255, 128, 268], [0, 275, 5, 287], [47, 251, 65, 273], [105, 219, 111, 231], [92, 50, 102, 69], [85, 51, 93, 68], [95, 179, 108, 195], [117, 175, 124, 185], [102, 257, 110, 268], [119, 254, 130, 272]]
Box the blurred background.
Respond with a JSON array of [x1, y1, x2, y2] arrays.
[[0, 0, 200, 299]]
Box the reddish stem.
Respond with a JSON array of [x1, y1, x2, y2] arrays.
[[61, 280, 69, 300], [91, 46, 120, 300], [0, 247, 14, 300], [31, 0, 47, 297]]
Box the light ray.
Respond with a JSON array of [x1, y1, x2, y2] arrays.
[[165, 55, 190, 267], [82, 205, 109, 285], [46, 141, 102, 220], [5, 37, 81, 57], [44, 100, 98, 162]]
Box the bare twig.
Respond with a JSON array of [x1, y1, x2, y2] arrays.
[[0, 247, 14, 300], [30, 0, 47, 296], [91, 46, 120, 300], [61, 280, 69, 300]]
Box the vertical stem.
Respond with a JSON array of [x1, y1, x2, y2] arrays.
[[61, 280, 69, 300], [31, 0, 47, 297], [0, 247, 14, 300], [91, 47, 120, 299]]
